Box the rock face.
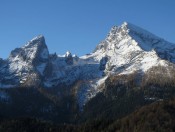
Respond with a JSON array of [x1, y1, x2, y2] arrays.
[[8, 35, 49, 75], [0, 22, 175, 107], [0, 35, 49, 87], [99, 57, 108, 71]]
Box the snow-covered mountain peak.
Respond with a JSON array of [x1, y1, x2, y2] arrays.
[[5, 35, 49, 86], [9, 35, 49, 62], [94, 22, 175, 58], [94, 22, 132, 53], [106, 22, 129, 42], [26, 35, 45, 46], [24, 35, 47, 54], [65, 51, 72, 58], [89, 22, 175, 77], [105, 22, 161, 45], [122, 21, 128, 26]]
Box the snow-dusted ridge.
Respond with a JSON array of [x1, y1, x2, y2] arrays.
[[85, 22, 174, 75], [0, 22, 175, 107]]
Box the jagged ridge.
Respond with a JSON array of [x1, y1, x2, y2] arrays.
[[0, 22, 175, 108]]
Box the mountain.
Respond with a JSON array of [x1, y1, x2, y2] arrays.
[[1, 22, 175, 124], [90, 22, 175, 74], [0, 35, 49, 88]]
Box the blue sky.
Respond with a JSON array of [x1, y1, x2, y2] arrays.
[[0, 0, 175, 59]]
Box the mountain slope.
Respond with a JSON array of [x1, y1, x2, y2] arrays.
[[106, 97, 175, 132], [0, 97, 175, 132]]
